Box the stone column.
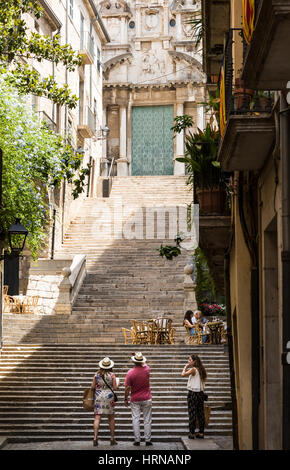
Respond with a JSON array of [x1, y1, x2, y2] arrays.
[[164, 5, 169, 36], [136, 7, 141, 37], [174, 102, 185, 176], [121, 16, 128, 43], [196, 104, 204, 131], [117, 105, 129, 176], [176, 13, 182, 41]]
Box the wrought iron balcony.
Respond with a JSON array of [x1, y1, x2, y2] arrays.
[[242, 0, 290, 89], [217, 28, 276, 172], [79, 32, 95, 65], [77, 106, 95, 139]]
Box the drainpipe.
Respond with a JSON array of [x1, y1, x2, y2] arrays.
[[280, 93, 290, 450], [224, 249, 239, 450]]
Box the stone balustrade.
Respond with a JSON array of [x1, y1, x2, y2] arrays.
[[25, 255, 86, 315]]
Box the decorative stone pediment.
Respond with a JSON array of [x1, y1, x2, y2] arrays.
[[168, 51, 202, 70], [103, 52, 132, 79]]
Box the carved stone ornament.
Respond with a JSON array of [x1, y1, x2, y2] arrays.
[[144, 9, 159, 32], [141, 51, 165, 75]]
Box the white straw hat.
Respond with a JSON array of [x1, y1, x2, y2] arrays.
[[131, 352, 147, 363], [99, 357, 114, 369]]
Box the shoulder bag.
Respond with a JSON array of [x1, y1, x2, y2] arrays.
[[101, 374, 118, 402], [83, 387, 95, 411]]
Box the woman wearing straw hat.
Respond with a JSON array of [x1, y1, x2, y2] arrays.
[[91, 357, 119, 446]]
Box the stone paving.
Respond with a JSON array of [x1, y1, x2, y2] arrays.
[[3, 440, 183, 451], [2, 437, 233, 451]]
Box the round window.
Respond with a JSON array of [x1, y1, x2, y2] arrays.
[[129, 21, 135, 29], [170, 19, 176, 27]]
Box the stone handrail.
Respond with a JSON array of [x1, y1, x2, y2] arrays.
[[26, 255, 86, 315], [68, 254, 86, 305]]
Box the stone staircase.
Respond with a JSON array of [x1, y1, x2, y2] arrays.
[[0, 344, 232, 443], [3, 176, 193, 344]]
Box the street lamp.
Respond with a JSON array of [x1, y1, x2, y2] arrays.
[[95, 125, 110, 140], [7, 218, 28, 256], [0, 218, 29, 259]]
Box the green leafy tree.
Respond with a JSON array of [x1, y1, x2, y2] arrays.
[[0, 79, 89, 258], [0, 0, 82, 108], [193, 247, 216, 305]]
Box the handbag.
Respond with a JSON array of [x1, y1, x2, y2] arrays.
[[83, 387, 95, 411], [196, 404, 211, 428], [101, 374, 118, 402]]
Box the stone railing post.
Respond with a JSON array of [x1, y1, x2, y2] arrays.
[[54, 267, 72, 315], [183, 263, 198, 312]]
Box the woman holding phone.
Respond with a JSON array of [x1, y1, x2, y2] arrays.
[[181, 354, 207, 439]]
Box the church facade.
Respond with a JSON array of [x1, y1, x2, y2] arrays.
[[98, 0, 206, 177]]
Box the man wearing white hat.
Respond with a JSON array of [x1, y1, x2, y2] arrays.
[[124, 352, 153, 446]]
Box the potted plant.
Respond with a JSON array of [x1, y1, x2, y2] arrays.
[[175, 123, 226, 214], [234, 77, 254, 112]]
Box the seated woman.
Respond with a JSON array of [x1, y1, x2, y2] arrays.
[[183, 310, 197, 336], [194, 310, 209, 344]]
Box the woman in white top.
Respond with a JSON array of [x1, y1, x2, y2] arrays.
[[181, 354, 207, 439]]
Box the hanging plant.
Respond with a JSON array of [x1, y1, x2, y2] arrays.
[[157, 235, 183, 260]]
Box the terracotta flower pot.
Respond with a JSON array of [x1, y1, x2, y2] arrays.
[[196, 187, 227, 214], [234, 78, 253, 111]]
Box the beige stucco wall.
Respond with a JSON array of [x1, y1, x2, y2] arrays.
[[258, 148, 283, 449], [230, 190, 253, 450]]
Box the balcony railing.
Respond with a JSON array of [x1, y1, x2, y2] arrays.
[[221, 28, 273, 127], [78, 105, 96, 138], [79, 32, 95, 64], [37, 110, 57, 132]]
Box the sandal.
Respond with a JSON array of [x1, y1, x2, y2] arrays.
[[93, 439, 98, 446], [110, 438, 118, 446], [196, 433, 204, 439], [188, 433, 195, 439]]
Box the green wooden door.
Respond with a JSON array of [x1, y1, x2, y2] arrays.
[[131, 105, 174, 175]]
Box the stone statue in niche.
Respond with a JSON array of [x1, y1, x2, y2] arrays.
[[141, 51, 165, 75]]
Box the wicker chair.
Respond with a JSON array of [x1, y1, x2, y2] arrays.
[[21, 296, 39, 314], [184, 324, 209, 345], [121, 327, 136, 345], [130, 320, 151, 345], [154, 318, 175, 345]]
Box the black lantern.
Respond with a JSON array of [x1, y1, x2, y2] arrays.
[[7, 218, 28, 255]]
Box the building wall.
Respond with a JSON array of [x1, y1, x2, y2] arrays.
[[17, 0, 109, 293], [229, 187, 253, 450], [258, 146, 283, 449], [26, 0, 108, 249], [98, 0, 207, 176]]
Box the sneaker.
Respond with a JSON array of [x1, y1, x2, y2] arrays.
[[146, 441, 153, 446], [133, 441, 140, 446]]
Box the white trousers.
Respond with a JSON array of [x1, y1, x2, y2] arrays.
[[130, 399, 152, 442]]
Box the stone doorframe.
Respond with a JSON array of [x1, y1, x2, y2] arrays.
[[103, 84, 205, 177]]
